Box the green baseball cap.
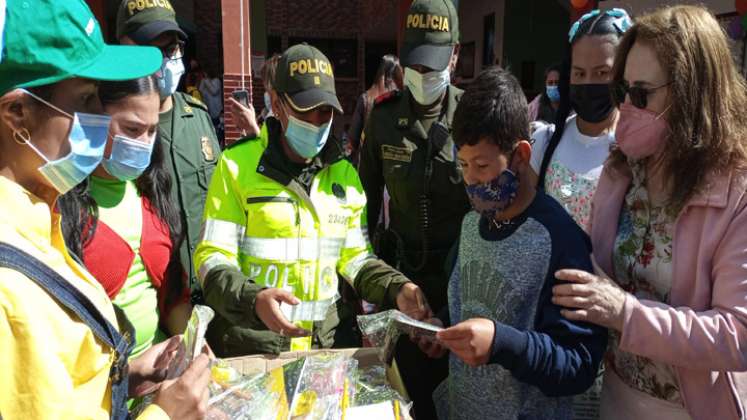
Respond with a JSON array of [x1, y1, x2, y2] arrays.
[[401, 0, 460, 71], [274, 43, 343, 114], [116, 0, 186, 43], [0, 0, 162, 95]]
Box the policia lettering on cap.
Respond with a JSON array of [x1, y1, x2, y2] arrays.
[[193, 43, 430, 359], [358, 0, 471, 418], [116, 0, 221, 300]]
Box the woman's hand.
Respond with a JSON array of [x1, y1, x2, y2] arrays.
[[128, 335, 181, 397], [228, 98, 260, 138], [153, 349, 212, 420], [553, 269, 629, 332]]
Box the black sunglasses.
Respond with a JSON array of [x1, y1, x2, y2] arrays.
[[611, 80, 671, 109], [159, 40, 186, 60]]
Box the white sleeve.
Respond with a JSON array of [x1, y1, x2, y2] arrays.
[[529, 123, 555, 173]]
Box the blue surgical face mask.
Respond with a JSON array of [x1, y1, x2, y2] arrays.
[[404, 67, 450, 105], [264, 91, 273, 116], [465, 162, 520, 221], [546, 85, 560, 102], [102, 134, 155, 181], [284, 112, 333, 160], [20, 90, 110, 195], [157, 57, 185, 100]]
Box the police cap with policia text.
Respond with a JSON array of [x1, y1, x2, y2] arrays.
[[274, 43, 344, 114], [401, 0, 459, 72], [0, 0, 162, 95], [116, 0, 186, 43]]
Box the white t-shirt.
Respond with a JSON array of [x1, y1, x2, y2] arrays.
[[530, 115, 615, 230]]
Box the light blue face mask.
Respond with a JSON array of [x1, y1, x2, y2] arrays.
[[264, 91, 273, 116], [157, 57, 185, 100], [546, 85, 560, 102], [102, 134, 155, 181], [21, 90, 110, 194], [284, 113, 333, 159]]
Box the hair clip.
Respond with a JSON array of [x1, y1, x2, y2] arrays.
[[568, 8, 633, 43]]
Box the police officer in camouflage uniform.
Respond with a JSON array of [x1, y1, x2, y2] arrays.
[[358, 0, 471, 417], [117, 0, 221, 297]]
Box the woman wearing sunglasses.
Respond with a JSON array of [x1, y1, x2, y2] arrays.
[[0, 1, 209, 419], [529, 9, 632, 231], [58, 75, 192, 361], [553, 5, 747, 419]]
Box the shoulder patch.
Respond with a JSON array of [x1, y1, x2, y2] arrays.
[[181, 92, 209, 111], [374, 90, 401, 106]]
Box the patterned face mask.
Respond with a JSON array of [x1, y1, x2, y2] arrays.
[[465, 167, 520, 221]]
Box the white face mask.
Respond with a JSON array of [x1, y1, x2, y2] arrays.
[[404, 67, 450, 105]]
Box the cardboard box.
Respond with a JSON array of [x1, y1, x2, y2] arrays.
[[223, 347, 409, 401]]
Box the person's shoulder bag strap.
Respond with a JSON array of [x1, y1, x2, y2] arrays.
[[0, 242, 132, 419]]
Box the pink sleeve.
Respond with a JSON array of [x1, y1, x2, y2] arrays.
[[618, 202, 747, 371], [528, 95, 541, 121]]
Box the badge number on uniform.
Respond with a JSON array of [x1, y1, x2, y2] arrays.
[[200, 136, 215, 161], [381, 145, 412, 163]]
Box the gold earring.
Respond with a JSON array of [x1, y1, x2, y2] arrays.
[[12, 128, 30, 145]]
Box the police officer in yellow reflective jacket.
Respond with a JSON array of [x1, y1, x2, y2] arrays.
[[194, 44, 430, 356]]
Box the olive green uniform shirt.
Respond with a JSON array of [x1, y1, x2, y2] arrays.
[[159, 92, 221, 294], [358, 86, 471, 311]]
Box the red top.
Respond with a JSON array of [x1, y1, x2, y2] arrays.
[[82, 197, 189, 319]]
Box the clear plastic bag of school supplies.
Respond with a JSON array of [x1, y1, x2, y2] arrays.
[[166, 304, 215, 379], [130, 305, 215, 418], [353, 365, 401, 407], [288, 353, 358, 420], [206, 360, 292, 420], [357, 310, 443, 363]]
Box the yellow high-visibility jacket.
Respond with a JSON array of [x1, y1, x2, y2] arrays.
[[194, 119, 408, 355]]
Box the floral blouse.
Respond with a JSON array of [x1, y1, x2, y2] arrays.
[[544, 160, 597, 230], [607, 163, 682, 405]]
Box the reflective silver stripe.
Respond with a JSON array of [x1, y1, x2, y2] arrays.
[[198, 254, 239, 285], [240, 237, 344, 261], [340, 252, 376, 283], [343, 227, 369, 250], [200, 219, 245, 250]]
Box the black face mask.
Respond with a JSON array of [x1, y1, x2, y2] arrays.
[[570, 83, 613, 123]]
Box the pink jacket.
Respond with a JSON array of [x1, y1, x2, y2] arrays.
[[591, 165, 747, 420]]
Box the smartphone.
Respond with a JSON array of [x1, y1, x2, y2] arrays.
[[232, 89, 250, 107]]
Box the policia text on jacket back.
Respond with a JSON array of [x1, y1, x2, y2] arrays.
[[117, 0, 222, 296], [358, 0, 471, 418], [193, 44, 431, 358]]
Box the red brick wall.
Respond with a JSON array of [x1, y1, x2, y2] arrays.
[[197, 0, 400, 142], [223, 73, 253, 144]]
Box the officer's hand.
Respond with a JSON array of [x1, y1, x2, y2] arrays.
[[436, 318, 495, 367], [229, 97, 260, 138], [255, 288, 311, 337], [416, 318, 448, 359], [153, 351, 211, 420], [396, 283, 432, 321]]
